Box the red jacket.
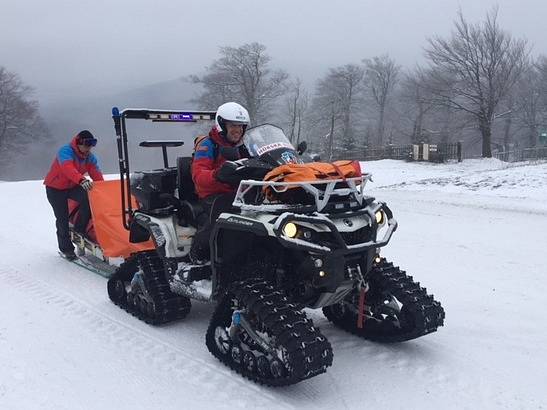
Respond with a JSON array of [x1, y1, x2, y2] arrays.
[[192, 127, 248, 199], [44, 136, 104, 190]]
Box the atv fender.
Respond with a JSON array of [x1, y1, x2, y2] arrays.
[[130, 212, 187, 259]]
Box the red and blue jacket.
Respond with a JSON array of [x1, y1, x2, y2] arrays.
[[192, 127, 248, 199], [44, 135, 104, 190]]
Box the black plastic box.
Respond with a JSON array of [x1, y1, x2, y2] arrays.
[[131, 168, 177, 210]]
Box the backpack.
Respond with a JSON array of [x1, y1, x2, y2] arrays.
[[193, 135, 217, 158]]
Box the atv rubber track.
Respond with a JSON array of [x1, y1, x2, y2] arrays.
[[206, 279, 333, 386], [108, 251, 191, 325], [323, 258, 445, 343]]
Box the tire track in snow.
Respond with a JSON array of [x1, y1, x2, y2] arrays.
[[0, 268, 293, 409]]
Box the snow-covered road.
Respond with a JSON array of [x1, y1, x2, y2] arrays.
[[1, 159, 546, 409]]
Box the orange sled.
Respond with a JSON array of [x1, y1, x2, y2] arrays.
[[69, 180, 154, 261]]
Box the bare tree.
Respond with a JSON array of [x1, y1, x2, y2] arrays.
[[535, 56, 547, 137], [0, 66, 50, 175], [310, 80, 343, 161], [537, 56, 547, 108], [190, 42, 289, 124], [423, 7, 529, 157], [501, 96, 515, 150], [363, 55, 401, 146], [337, 65, 365, 151], [507, 57, 547, 148], [311, 64, 365, 159], [283, 78, 309, 145], [398, 68, 437, 144]]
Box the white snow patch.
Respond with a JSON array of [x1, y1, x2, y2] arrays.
[[1, 158, 546, 409]]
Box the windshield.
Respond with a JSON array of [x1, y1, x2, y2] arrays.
[[245, 124, 294, 157]]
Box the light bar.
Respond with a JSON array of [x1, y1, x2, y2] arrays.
[[145, 112, 215, 122], [170, 113, 194, 122]]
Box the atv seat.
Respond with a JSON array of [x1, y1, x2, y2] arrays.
[[176, 156, 204, 227]]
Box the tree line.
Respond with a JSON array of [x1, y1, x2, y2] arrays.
[[1, 7, 546, 176], [0, 67, 50, 176], [191, 8, 545, 159]]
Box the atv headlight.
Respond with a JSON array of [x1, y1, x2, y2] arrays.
[[283, 222, 298, 238], [375, 210, 385, 225]]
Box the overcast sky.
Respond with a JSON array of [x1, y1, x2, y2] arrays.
[[1, 0, 545, 103]]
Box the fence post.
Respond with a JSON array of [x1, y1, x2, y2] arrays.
[[457, 141, 462, 162], [386, 144, 393, 159]]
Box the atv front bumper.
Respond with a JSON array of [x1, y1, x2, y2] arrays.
[[272, 202, 397, 255]]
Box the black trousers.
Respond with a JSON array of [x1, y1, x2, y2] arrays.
[[46, 186, 91, 253], [190, 192, 237, 261]]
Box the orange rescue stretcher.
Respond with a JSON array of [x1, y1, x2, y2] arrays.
[[68, 180, 154, 260]]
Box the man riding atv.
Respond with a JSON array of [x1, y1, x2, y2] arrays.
[[190, 102, 251, 263], [105, 105, 445, 387]]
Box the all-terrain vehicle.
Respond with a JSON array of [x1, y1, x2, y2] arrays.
[[106, 107, 445, 386]]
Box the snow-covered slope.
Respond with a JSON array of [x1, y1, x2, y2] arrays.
[[1, 159, 546, 410]]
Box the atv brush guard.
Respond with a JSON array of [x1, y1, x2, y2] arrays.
[[232, 175, 397, 253], [233, 175, 372, 212]]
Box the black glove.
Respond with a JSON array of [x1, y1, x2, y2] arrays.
[[80, 178, 94, 191], [215, 161, 243, 186]]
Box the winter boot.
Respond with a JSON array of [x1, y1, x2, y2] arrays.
[[178, 255, 211, 282], [61, 250, 78, 261]]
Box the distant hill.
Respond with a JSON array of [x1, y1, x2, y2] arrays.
[[108, 76, 201, 108], [7, 78, 210, 180]]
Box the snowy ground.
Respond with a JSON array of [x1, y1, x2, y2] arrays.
[[1, 158, 546, 410]]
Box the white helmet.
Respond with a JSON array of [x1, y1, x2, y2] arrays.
[[215, 102, 250, 138]]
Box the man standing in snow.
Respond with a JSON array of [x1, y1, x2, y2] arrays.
[[190, 102, 251, 263], [44, 130, 104, 260]]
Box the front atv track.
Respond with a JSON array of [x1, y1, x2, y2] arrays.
[[323, 258, 445, 342], [107, 251, 191, 325], [206, 279, 333, 386]]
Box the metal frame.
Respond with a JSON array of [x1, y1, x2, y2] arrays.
[[232, 175, 372, 213], [111, 107, 216, 230]]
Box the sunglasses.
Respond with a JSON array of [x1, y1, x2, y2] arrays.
[[79, 138, 97, 147]]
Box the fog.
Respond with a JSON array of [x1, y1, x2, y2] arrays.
[[3, 0, 546, 102], [1, 0, 546, 178]]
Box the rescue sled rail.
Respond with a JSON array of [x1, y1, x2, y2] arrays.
[[233, 175, 372, 213]]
